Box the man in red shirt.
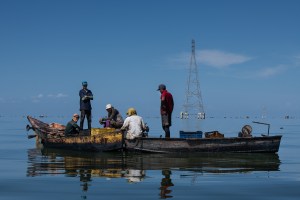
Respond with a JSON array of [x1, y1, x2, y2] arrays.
[[157, 84, 174, 138]]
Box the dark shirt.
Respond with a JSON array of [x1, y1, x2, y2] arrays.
[[65, 120, 80, 136], [79, 89, 93, 110], [107, 107, 123, 122], [160, 90, 174, 115]]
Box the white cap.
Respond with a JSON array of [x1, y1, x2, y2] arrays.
[[106, 104, 112, 109]]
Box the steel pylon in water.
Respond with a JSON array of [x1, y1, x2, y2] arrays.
[[181, 39, 205, 120]]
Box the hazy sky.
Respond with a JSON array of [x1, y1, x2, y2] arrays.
[[0, 0, 299, 119]]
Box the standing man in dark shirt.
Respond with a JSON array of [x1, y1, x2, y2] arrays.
[[79, 81, 93, 130], [157, 84, 174, 138]]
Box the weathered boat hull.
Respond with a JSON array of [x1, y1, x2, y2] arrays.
[[124, 136, 282, 153], [39, 136, 123, 152], [27, 116, 123, 152]]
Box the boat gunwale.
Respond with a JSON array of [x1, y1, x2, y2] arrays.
[[127, 135, 282, 141]]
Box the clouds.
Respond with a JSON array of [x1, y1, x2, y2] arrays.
[[198, 50, 253, 68], [47, 93, 68, 98], [167, 49, 252, 69], [256, 65, 287, 78], [32, 94, 43, 103], [294, 54, 300, 66], [32, 93, 68, 103], [167, 49, 298, 80], [0, 92, 69, 105]]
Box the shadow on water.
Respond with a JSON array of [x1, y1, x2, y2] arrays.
[[27, 148, 281, 199]]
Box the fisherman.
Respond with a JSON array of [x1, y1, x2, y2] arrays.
[[121, 107, 147, 139], [99, 104, 124, 129], [79, 81, 93, 130], [65, 113, 81, 136], [157, 84, 174, 138]]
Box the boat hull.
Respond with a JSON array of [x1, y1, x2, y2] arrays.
[[124, 136, 282, 153], [39, 136, 123, 152]]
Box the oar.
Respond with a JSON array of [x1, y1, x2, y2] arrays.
[[26, 124, 35, 131], [26, 124, 37, 139], [28, 134, 37, 139], [121, 130, 126, 151]]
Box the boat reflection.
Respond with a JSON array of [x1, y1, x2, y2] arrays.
[[27, 148, 281, 198], [160, 169, 174, 199]]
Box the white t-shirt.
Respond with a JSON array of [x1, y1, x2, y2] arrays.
[[121, 115, 145, 139]]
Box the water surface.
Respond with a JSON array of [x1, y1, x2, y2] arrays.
[[0, 116, 299, 199]]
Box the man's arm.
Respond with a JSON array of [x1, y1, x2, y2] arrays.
[[120, 118, 129, 130], [87, 90, 93, 100]]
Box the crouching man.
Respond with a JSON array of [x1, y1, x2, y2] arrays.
[[121, 108, 147, 139], [65, 113, 81, 136]]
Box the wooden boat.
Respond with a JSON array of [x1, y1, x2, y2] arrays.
[[26, 116, 123, 152], [27, 116, 282, 153]]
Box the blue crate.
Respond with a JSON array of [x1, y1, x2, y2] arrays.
[[179, 131, 203, 138]]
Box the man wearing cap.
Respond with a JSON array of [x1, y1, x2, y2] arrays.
[[121, 107, 147, 139], [65, 113, 81, 136], [79, 81, 93, 130], [157, 84, 174, 138], [99, 104, 124, 129]]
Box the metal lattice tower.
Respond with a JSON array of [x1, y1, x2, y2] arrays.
[[181, 39, 205, 120]]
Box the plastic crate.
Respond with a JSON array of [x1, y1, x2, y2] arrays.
[[179, 131, 203, 138]]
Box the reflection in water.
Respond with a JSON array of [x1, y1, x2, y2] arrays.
[[124, 169, 145, 183], [27, 148, 281, 198], [79, 169, 91, 191], [160, 169, 174, 199]]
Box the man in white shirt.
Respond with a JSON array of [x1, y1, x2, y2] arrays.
[[121, 108, 146, 139]]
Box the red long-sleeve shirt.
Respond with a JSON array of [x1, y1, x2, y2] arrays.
[[160, 90, 174, 115]]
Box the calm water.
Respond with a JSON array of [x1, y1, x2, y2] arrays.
[[0, 116, 300, 200]]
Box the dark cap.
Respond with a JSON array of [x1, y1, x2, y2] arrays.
[[82, 81, 88, 86], [157, 84, 166, 91]]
